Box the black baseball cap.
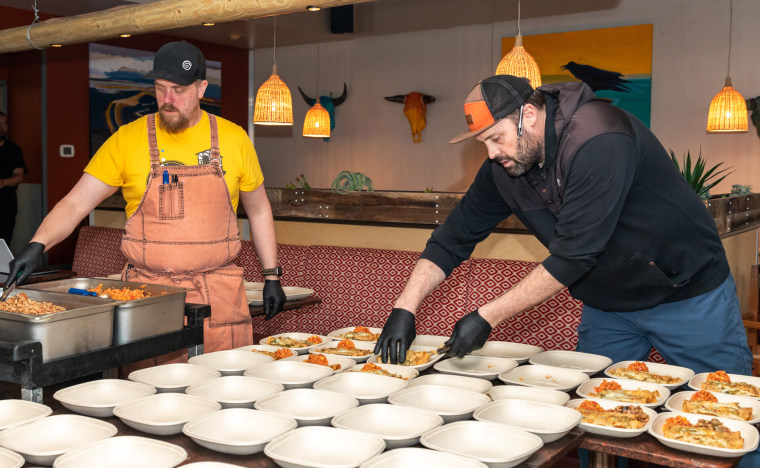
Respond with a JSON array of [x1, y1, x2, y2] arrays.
[[449, 75, 534, 144], [144, 41, 206, 85]]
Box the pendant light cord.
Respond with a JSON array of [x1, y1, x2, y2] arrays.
[[517, 0, 522, 36], [273, 16, 277, 67], [726, 0, 733, 77]]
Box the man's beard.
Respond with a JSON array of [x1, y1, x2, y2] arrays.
[[494, 130, 544, 177], [158, 105, 190, 134]]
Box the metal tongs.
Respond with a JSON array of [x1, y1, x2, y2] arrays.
[[434, 344, 451, 355], [0, 272, 21, 303]]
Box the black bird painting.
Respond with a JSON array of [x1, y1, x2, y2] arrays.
[[746, 97, 760, 138], [561, 61, 631, 93]]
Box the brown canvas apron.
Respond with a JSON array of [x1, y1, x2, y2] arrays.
[[120, 113, 252, 363]]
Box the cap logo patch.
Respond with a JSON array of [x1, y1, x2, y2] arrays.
[[465, 114, 474, 125], [182, 60, 192, 70]]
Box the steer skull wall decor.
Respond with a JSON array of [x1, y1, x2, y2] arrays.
[[385, 92, 435, 143]]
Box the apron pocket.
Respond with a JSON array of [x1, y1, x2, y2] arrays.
[[159, 181, 184, 220]]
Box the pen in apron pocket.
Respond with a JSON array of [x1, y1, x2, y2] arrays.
[[163, 170, 169, 184]]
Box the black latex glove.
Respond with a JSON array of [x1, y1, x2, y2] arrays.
[[7, 242, 45, 285], [373, 308, 416, 365], [262, 279, 286, 320], [445, 309, 492, 358]]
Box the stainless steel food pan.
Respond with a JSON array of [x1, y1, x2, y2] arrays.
[[0, 289, 115, 361], [20, 278, 187, 346]]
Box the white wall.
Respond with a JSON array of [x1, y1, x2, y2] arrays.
[[251, 0, 760, 194]]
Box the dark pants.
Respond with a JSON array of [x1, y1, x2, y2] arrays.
[[0, 204, 17, 246]]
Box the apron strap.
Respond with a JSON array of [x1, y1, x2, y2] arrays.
[[147, 113, 161, 170], [209, 114, 221, 168]]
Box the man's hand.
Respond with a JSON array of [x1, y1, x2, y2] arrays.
[[445, 309, 492, 358], [7, 242, 45, 284], [262, 279, 286, 320], [373, 308, 416, 365]]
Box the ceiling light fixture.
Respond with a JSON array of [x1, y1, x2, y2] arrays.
[[306, 6, 321, 12], [51, 44, 62, 48], [706, 0, 747, 133], [303, 43, 330, 138], [120, 34, 131, 38], [253, 16, 293, 126], [202, 22, 215, 26], [495, 0, 541, 88]]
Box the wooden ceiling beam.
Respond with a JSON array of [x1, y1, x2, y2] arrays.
[[0, 0, 374, 54]]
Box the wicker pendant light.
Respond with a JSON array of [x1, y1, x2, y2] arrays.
[[495, 0, 541, 88], [254, 17, 293, 126], [303, 102, 330, 138], [706, 0, 747, 133]]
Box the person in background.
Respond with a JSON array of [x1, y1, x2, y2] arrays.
[[8, 41, 286, 355], [0, 111, 27, 246]]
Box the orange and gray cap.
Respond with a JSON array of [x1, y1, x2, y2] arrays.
[[449, 75, 534, 144]]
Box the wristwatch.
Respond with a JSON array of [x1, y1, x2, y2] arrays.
[[262, 266, 283, 277]]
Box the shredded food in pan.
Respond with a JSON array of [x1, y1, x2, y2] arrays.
[[0, 292, 66, 314], [88, 283, 151, 300]]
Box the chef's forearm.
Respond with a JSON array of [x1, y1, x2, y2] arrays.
[[393, 258, 446, 314], [241, 186, 279, 279]]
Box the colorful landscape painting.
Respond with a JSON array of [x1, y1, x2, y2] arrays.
[[504, 24, 652, 126], [89, 43, 221, 156]]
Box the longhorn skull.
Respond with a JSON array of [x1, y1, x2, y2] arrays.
[[385, 92, 435, 143], [298, 83, 347, 141]]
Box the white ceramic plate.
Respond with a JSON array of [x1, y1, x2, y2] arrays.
[[310, 340, 377, 362], [420, 420, 544, 468], [332, 403, 443, 449], [52, 436, 187, 468], [470, 341, 543, 364], [473, 399, 581, 443], [0, 399, 52, 430], [498, 364, 589, 391], [576, 378, 670, 408], [314, 371, 409, 405], [688, 372, 760, 398], [565, 398, 657, 438], [254, 388, 359, 426], [243, 360, 335, 389], [0, 447, 22, 468], [347, 361, 419, 380], [182, 408, 297, 455], [282, 353, 357, 373], [648, 411, 760, 457], [434, 356, 518, 380], [665, 390, 760, 424], [182, 464, 245, 468], [406, 373, 492, 393], [243, 281, 264, 290], [359, 447, 488, 468], [112, 393, 221, 436], [366, 344, 444, 371], [0, 414, 117, 466], [53, 379, 156, 417], [247, 286, 315, 305], [327, 327, 383, 343], [185, 376, 284, 409], [604, 361, 695, 390], [529, 350, 613, 375], [388, 385, 491, 423], [411, 335, 448, 348], [259, 333, 330, 355], [188, 349, 273, 375], [264, 426, 385, 468], [128, 363, 221, 393], [487, 385, 569, 406]]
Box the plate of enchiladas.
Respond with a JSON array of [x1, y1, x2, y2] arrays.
[[566, 398, 657, 438], [604, 361, 694, 390], [665, 390, 760, 425], [648, 411, 759, 457], [576, 378, 670, 408], [688, 371, 760, 399]]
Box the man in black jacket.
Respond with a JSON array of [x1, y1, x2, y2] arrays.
[[375, 75, 752, 379], [0, 111, 27, 246]]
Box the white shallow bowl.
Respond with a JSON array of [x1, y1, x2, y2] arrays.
[[576, 377, 670, 408], [360, 447, 488, 468], [264, 426, 385, 468], [327, 327, 383, 343], [688, 372, 760, 398], [332, 403, 443, 449], [487, 385, 569, 406], [0, 399, 52, 430], [128, 363, 221, 393], [53, 379, 156, 417], [52, 436, 186, 468], [420, 420, 544, 468], [283, 352, 357, 373], [0, 414, 116, 465], [185, 376, 284, 408], [310, 340, 377, 363], [243, 360, 334, 389], [411, 335, 448, 348], [0, 447, 22, 468], [347, 361, 419, 380], [434, 356, 518, 380], [254, 388, 359, 426], [474, 399, 582, 443], [604, 361, 695, 390], [314, 371, 409, 405], [406, 373, 493, 393], [648, 411, 760, 457], [470, 341, 543, 364], [112, 393, 221, 436], [388, 385, 491, 423], [182, 464, 244, 468], [665, 390, 760, 424], [182, 408, 297, 455], [188, 350, 273, 375], [498, 363, 589, 391], [259, 333, 330, 354], [529, 350, 613, 375], [565, 398, 657, 438], [366, 345, 444, 371]]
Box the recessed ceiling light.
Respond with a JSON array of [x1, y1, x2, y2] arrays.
[[306, 5, 320, 11], [120, 34, 131, 38], [202, 22, 215, 26], [51, 44, 62, 48]]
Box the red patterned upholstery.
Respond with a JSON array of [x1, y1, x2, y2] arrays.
[[234, 241, 307, 287], [72, 226, 127, 277]]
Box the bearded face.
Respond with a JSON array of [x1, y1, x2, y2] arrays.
[[158, 103, 191, 134], [492, 127, 544, 177]]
